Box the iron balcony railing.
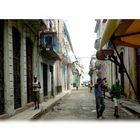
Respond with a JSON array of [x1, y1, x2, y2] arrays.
[[40, 31, 60, 54]]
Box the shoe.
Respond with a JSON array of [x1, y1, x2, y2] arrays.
[[99, 116, 103, 120], [116, 115, 119, 118], [102, 115, 105, 119]]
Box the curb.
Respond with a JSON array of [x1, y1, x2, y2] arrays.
[[120, 103, 140, 115], [31, 98, 61, 120], [31, 91, 71, 120]]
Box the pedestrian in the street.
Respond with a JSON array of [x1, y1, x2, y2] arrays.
[[76, 79, 79, 90], [89, 81, 93, 93], [32, 75, 41, 110], [110, 79, 123, 118], [90, 84, 92, 93], [94, 77, 105, 119]]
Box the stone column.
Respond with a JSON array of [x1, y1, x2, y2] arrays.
[[4, 20, 14, 115], [20, 27, 27, 107]]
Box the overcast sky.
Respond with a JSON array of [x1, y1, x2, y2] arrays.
[[66, 18, 97, 81], [66, 18, 97, 58]]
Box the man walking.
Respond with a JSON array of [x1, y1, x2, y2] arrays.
[[110, 79, 123, 118], [94, 77, 105, 119], [32, 75, 41, 110]]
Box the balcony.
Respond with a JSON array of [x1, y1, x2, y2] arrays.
[[40, 31, 61, 61]]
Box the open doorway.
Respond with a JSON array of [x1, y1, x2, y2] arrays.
[[12, 27, 21, 109], [26, 37, 33, 103]]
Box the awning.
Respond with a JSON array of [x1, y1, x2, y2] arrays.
[[99, 19, 140, 50], [99, 20, 120, 50]]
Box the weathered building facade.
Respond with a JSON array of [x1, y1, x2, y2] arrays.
[[0, 19, 76, 118], [92, 19, 112, 88], [94, 19, 140, 102], [0, 20, 43, 116], [72, 59, 84, 88]]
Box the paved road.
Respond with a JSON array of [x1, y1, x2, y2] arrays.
[[38, 87, 137, 121]]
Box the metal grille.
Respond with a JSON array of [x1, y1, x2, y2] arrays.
[[0, 20, 4, 115], [12, 27, 21, 109], [26, 38, 33, 103], [43, 64, 48, 96]]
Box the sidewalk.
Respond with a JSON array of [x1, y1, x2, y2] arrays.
[[120, 100, 140, 115], [105, 92, 140, 115], [7, 91, 71, 120]]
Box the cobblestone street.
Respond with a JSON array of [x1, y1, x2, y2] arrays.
[[38, 87, 137, 120]]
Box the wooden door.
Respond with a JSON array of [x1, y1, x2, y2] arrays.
[[120, 52, 124, 91], [50, 65, 54, 96], [43, 64, 48, 96], [26, 38, 33, 103]]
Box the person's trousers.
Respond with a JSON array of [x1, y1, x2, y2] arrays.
[[113, 98, 120, 117], [95, 96, 105, 118], [113, 98, 120, 107], [33, 91, 40, 108]]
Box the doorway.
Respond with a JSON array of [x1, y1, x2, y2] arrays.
[[119, 52, 124, 90], [50, 65, 54, 96], [0, 20, 4, 115], [26, 37, 33, 103], [43, 64, 48, 96], [12, 27, 21, 109], [136, 49, 140, 99]]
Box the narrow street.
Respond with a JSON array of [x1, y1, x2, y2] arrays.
[[38, 87, 137, 120]]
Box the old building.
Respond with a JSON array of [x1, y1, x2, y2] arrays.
[[0, 20, 44, 116], [39, 19, 61, 100], [93, 19, 112, 88], [72, 59, 84, 88], [95, 19, 140, 102], [0, 19, 76, 118]]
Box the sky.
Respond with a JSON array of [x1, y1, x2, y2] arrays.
[[66, 19, 97, 81], [66, 19, 97, 58]]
